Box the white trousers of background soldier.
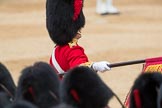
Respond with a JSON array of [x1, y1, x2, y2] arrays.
[[96, 0, 119, 15]]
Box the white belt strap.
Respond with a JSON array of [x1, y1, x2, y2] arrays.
[[51, 47, 65, 74]]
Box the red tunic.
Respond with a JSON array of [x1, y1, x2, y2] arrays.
[[49, 39, 91, 75]]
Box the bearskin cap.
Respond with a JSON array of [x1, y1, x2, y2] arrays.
[[46, 0, 85, 45], [51, 103, 76, 108], [0, 62, 16, 99], [15, 61, 60, 108], [129, 72, 162, 108], [6, 100, 38, 108], [0, 92, 12, 108], [60, 66, 113, 108]]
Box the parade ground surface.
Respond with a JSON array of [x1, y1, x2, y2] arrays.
[[0, 0, 162, 107]]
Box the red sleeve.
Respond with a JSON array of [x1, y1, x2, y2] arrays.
[[67, 46, 89, 68]]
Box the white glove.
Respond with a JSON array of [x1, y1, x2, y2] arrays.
[[92, 61, 111, 72]]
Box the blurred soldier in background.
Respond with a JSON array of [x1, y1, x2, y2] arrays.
[[96, 0, 120, 15]]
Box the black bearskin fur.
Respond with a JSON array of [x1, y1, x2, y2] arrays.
[[5, 100, 38, 108], [51, 103, 76, 108], [157, 83, 162, 108], [15, 61, 60, 108], [0, 92, 12, 108], [60, 66, 113, 108], [46, 0, 85, 45], [0, 62, 16, 100], [129, 72, 162, 108]]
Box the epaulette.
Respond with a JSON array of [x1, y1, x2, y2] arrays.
[[68, 39, 78, 48]]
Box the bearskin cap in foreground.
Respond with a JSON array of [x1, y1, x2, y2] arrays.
[[46, 0, 85, 45], [51, 103, 76, 108], [5, 100, 38, 108], [0, 62, 16, 100], [129, 72, 162, 108], [60, 66, 113, 108], [0, 92, 12, 108], [15, 61, 60, 108]]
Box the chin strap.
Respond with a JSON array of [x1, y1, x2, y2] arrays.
[[112, 91, 126, 108], [0, 84, 14, 100]]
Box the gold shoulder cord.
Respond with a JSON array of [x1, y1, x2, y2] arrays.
[[68, 39, 78, 48]]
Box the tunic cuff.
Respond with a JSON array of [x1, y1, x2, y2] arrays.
[[80, 62, 93, 67]]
